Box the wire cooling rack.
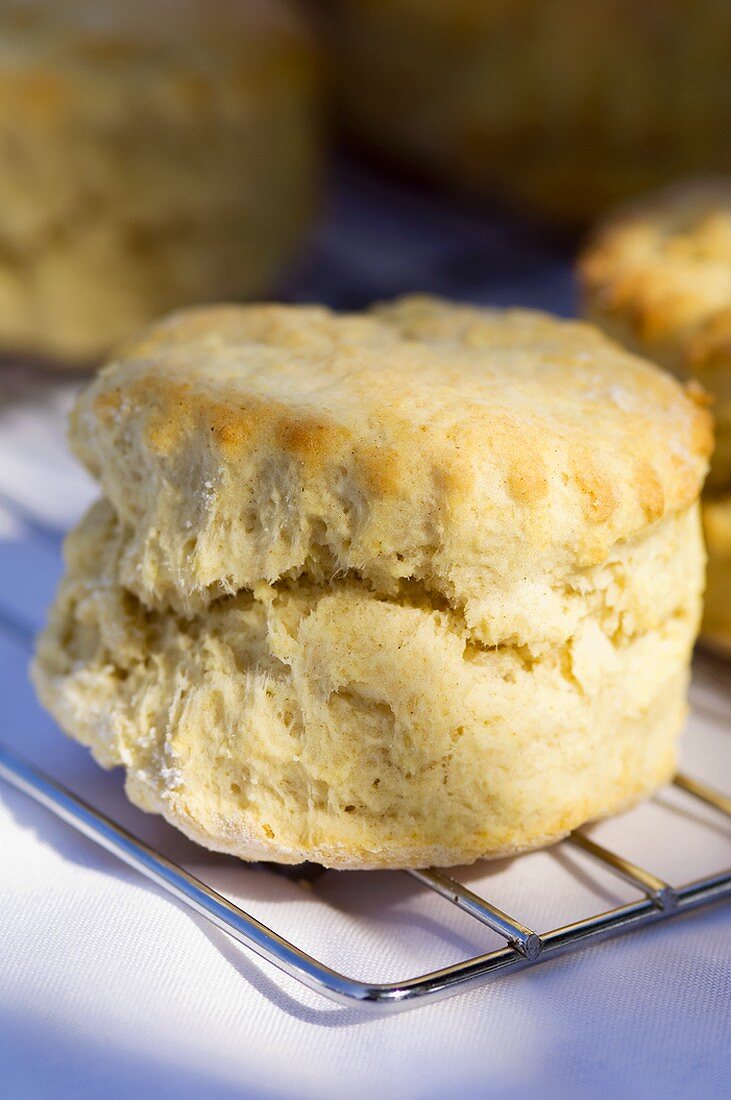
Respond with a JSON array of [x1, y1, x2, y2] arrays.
[[1, 729, 729, 1012], [0, 161, 728, 1015]]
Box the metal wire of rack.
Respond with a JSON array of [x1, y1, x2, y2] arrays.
[[1, 740, 729, 1013]]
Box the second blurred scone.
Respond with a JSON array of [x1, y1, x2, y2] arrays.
[[325, 1, 731, 225], [0, 0, 319, 365]]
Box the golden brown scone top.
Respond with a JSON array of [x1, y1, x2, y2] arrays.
[[70, 297, 711, 623]]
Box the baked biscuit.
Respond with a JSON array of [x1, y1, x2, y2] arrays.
[[579, 181, 731, 489], [33, 298, 711, 868], [0, 0, 318, 365], [326, 1, 731, 225], [703, 496, 731, 655]]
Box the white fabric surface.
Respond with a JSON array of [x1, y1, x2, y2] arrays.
[[0, 167, 729, 1098]]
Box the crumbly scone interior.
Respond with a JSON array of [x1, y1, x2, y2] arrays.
[[33, 495, 703, 866]]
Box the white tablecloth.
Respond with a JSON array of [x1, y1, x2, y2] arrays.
[[0, 165, 729, 1099]]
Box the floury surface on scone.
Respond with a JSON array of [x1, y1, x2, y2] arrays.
[[33, 297, 712, 868]]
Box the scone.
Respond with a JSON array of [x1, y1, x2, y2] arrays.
[[579, 182, 731, 488], [0, 0, 319, 365], [578, 181, 731, 650], [32, 298, 711, 868], [703, 498, 731, 656], [325, 1, 731, 225]]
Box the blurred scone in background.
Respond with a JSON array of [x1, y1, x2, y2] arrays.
[[0, 0, 320, 365], [324, 0, 731, 225], [579, 181, 731, 654]]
